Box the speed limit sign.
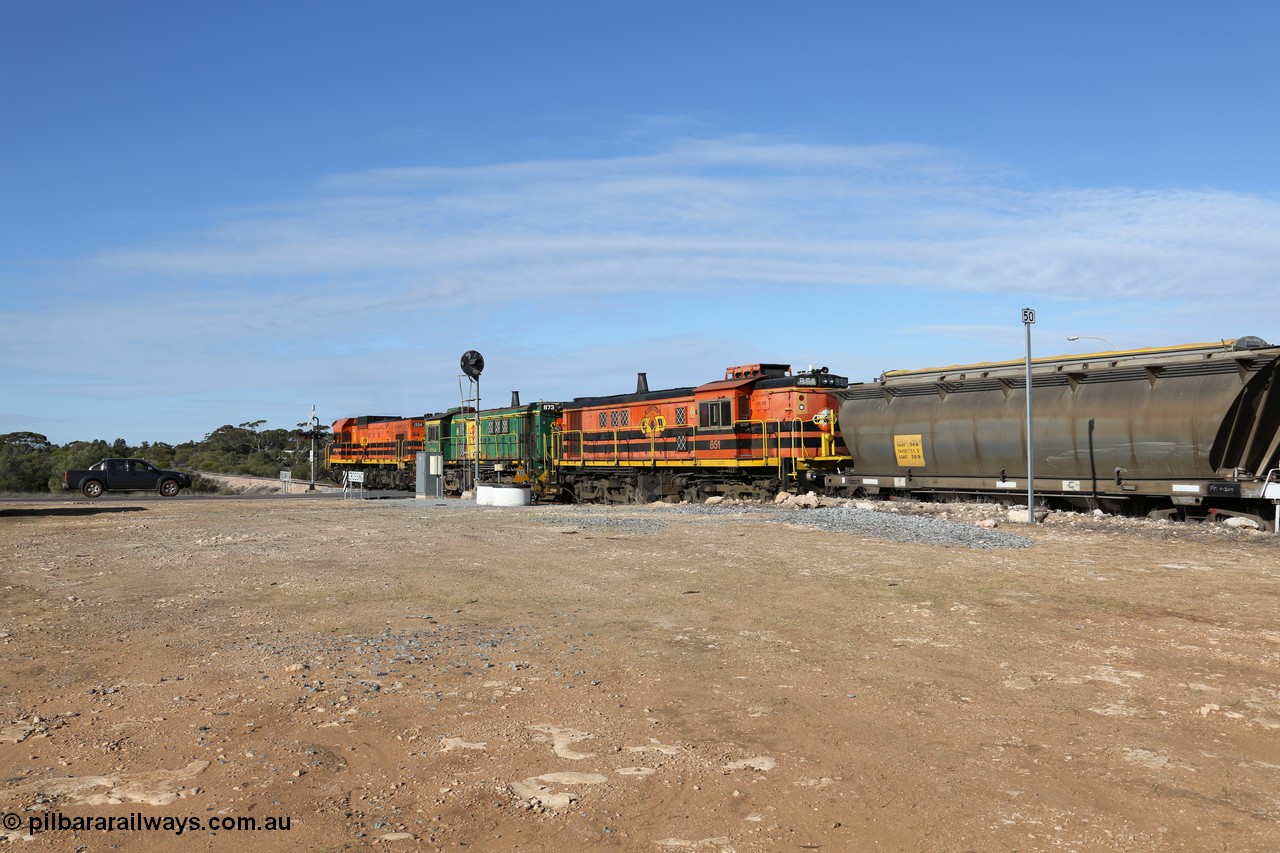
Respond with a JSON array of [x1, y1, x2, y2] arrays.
[[1022, 307, 1036, 324]]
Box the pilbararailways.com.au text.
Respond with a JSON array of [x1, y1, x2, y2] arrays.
[[5, 811, 292, 836]]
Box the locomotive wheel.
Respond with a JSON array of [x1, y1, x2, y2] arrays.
[[680, 483, 704, 503], [81, 480, 104, 498]]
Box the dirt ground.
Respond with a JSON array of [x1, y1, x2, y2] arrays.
[[1, 494, 1278, 852]]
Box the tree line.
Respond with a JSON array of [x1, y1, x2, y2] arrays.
[[0, 421, 332, 494]]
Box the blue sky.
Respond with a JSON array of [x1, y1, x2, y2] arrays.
[[4, 1, 1279, 445]]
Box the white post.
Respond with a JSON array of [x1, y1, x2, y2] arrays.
[[309, 404, 319, 488], [1023, 308, 1036, 524]]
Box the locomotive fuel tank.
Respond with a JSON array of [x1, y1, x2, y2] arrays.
[[835, 339, 1280, 507]]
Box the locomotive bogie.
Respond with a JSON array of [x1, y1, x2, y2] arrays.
[[556, 468, 785, 504]]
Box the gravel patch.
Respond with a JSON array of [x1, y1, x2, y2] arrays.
[[775, 505, 1033, 548], [529, 501, 1032, 549], [532, 513, 668, 535], [397, 489, 1271, 546]]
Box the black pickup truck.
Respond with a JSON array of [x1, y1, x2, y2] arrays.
[[63, 458, 193, 498]]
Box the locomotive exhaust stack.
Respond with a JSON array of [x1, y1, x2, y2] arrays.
[[636, 373, 649, 394]]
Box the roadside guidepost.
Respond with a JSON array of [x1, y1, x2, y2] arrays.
[[1023, 307, 1036, 524], [342, 470, 365, 499]]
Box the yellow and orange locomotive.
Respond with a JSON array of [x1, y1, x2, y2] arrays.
[[547, 363, 850, 502]]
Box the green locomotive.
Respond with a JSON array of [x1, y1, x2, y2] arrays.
[[424, 399, 562, 495]]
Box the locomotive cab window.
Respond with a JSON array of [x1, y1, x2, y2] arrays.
[[698, 399, 732, 429]]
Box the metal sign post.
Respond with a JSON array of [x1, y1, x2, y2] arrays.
[[308, 404, 320, 488], [1022, 307, 1036, 524], [342, 469, 365, 499]]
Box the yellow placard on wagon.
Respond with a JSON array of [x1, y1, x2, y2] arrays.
[[894, 434, 925, 467]]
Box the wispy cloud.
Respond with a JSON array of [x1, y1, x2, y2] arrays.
[[86, 136, 1280, 306]]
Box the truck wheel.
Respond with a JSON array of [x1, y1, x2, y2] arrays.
[[159, 479, 181, 497], [82, 480, 104, 498]]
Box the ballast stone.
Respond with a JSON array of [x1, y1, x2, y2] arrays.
[[786, 492, 821, 509], [1006, 508, 1049, 524]]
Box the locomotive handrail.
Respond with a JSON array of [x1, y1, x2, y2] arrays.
[[769, 419, 783, 480], [553, 429, 584, 463], [746, 418, 785, 479], [736, 420, 770, 462], [819, 408, 840, 459]]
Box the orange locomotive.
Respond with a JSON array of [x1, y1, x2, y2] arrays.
[[329, 415, 424, 489], [545, 364, 852, 503]]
